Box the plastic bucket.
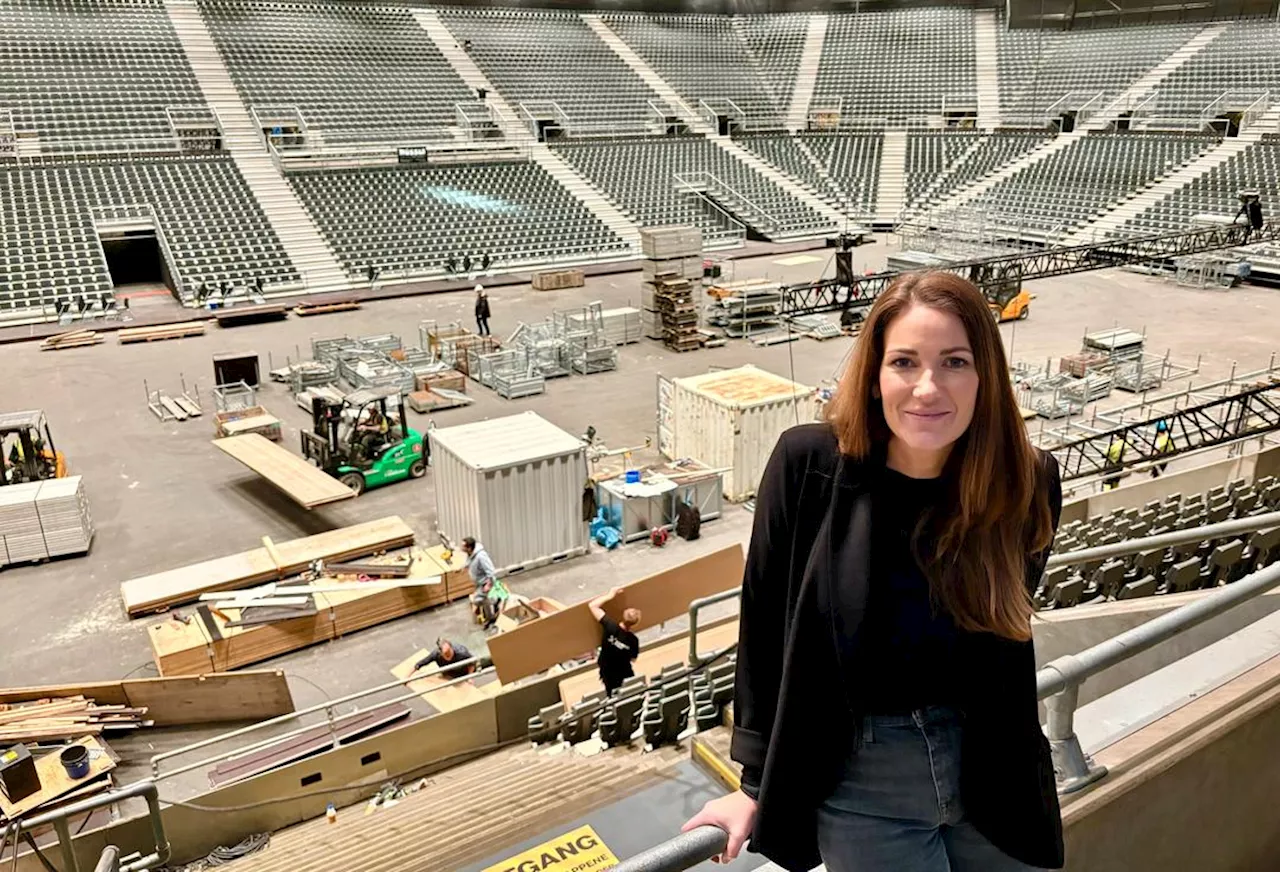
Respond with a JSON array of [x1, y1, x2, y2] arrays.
[[60, 745, 90, 780], [624, 469, 641, 484]]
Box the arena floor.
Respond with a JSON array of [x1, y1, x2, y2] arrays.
[[1, 237, 1277, 794]]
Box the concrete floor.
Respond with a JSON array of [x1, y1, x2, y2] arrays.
[[1, 238, 1277, 793]]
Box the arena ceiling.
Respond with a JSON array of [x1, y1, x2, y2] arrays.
[[1006, 0, 1277, 27]]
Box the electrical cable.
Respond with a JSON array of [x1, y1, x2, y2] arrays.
[[18, 832, 57, 872], [120, 662, 157, 680], [202, 833, 270, 866], [283, 673, 333, 704]]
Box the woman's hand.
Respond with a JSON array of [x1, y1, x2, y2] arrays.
[[681, 791, 758, 864]]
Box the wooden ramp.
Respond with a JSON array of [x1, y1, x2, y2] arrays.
[[214, 434, 356, 509], [221, 743, 685, 872]]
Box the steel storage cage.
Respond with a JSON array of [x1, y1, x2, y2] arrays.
[[659, 365, 816, 502], [428, 412, 590, 574]]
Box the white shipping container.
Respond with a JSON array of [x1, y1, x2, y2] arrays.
[[429, 411, 590, 575], [661, 365, 816, 501]]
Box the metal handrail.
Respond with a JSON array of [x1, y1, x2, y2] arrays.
[[150, 657, 492, 780], [633, 557, 1280, 872], [8, 780, 169, 872]]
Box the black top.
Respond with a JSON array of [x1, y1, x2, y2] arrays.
[[854, 465, 959, 714], [598, 616, 639, 684], [414, 642, 473, 679]]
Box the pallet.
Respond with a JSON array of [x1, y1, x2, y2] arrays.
[[118, 321, 206, 344], [294, 298, 361, 316]]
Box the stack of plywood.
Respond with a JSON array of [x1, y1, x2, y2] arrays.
[[0, 477, 94, 567], [213, 434, 356, 509], [0, 696, 149, 744], [40, 330, 102, 351], [120, 516, 416, 616], [118, 321, 206, 344], [568, 307, 641, 346], [532, 268, 585, 291], [147, 546, 471, 675]]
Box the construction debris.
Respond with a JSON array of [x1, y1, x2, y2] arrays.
[[145, 376, 202, 422], [118, 321, 206, 344], [0, 696, 150, 744], [40, 330, 102, 351]]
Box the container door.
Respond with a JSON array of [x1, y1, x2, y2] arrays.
[[657, 375, 675, 459]]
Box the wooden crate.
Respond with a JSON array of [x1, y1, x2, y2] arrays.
[[214, 406, 282, 440], [532, 269, 585, 291], [416, 369, 465, 393]]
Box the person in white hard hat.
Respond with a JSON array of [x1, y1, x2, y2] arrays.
[[474, 286, 491, 336]]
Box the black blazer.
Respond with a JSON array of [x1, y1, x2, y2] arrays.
[[730, 423, 1064, 871]]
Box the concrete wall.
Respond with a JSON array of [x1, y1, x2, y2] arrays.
[[1058, 444, 1278, 527], [1033, 587, 1280, 710], [1061, 658, 1280, 872]]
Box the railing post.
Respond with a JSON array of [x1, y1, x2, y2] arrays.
[[1041, 656, 1108, 794]]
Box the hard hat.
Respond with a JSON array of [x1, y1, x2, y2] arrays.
[[1156, 420, 1169, 432], [475, 284, 484, 293]]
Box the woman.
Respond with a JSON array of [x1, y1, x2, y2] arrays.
[[683, 271, 1063, 871]]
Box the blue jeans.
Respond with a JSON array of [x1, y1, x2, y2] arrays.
[[817, 706, 1045, 872]]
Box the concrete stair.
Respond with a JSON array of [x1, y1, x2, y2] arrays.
[[785, 13, 828, 133], [581, 13, 711, 134], [528, 146, 642, 250], [973, 9, 1001, 129], [412, 8, 531, 144], [1066, 104, 1280, 244], [933, 22, 1226, 216], [163, 0, 349, 293], [711, 137, 845, 233], [224, 743, 686, 872], [875, 130, 907, 225]]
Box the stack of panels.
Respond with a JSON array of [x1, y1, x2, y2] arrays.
[[567, 308, 642, 346], [642, 226, 704, 259], [34, 477, 94, 558], [0, 483, 47, 566]]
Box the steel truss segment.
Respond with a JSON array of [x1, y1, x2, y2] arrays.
[[1050, 381, 1280, 481], [782, 222, 1280, 317]]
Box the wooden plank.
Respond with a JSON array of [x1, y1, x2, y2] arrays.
[[213, 434, 357, 509], [0, 737, 114, 820], [147, 553, 472, 675], [262, 536, 285, 574], [174, 397, 202, 417], [120, 516, 416, 616], [487, 545, 744, 685], [118, 672, 295, 724], [117, 321, 206, 344], [390, 650, 503, 714], [219, 414, 281, 436], [558, 619, 739, 710], [158, 397, 188, 421]]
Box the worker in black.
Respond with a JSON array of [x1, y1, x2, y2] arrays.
[[684, 272, 1064, 872], [411, 638, 475, 680], [588, 586, 641, 695], [474, 286, 491, 336]]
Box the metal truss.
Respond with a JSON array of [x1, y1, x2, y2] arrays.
[[1049, 380, 1280, 481], [784, 220, 1280, 317]]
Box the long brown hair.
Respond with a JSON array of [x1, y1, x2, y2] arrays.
[[826, 271, 1055, 641]]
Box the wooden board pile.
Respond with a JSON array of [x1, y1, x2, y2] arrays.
[[640, 227, 704, 353], [407, 388, 472, 413], [118, 321, 206, 344], [0, 476, 93, 568], [295, 298, 361, 316], [0, 696, 150, 744], [146, 545, 471, 675], [40, 330, 102, 351], [213, 433, 357, 509]]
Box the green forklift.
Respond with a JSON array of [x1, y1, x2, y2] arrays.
[[301, 387, 427, 496]]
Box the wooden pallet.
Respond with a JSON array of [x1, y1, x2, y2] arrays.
[[118, 321, 206, 344], [294, 298, 362, 316]]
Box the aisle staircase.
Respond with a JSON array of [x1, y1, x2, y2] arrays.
[[933, 22, 1227, 215], [163, 0, 350, 294], [1064, 104, 1280, 244], [875, 130, 907, 226], [973, 9, 1001, 129], [785, 14, 829, 132], [581, 14, 711, 134]]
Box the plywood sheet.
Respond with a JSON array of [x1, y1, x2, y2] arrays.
[[120, 516, 416, 616], [213, 434, 356, 508], [390, 650, 503, 714], [0, 737, 114, 820], [487, 544, 744, 684], [557, 619, 740, 709], [0, 672, 294, 725]]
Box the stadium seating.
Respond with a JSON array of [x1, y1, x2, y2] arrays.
[[967, 132, 1218, 235], [1125, 136, 1280, 233], [1, 155, 297, 315], [812, 8, 976, 124], [904, 130, 984, 209], [439, 8, 661, 134], [799, 133, 885, 216], [602, 14, 786, 128], [551, 135, 832, 242], [0, 0, 205, 152], [287, 158, 627, 278], [731, 14, 810, 113], [199, 0, 474, 143], [1143, 20, 1280, 129], [1039, 475, 1280, 610], [997, 21, 1201, 126]]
